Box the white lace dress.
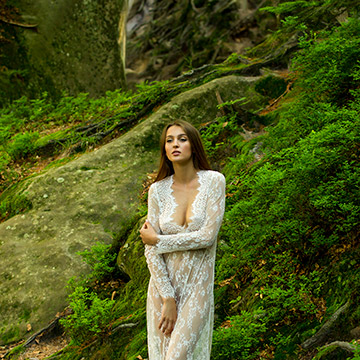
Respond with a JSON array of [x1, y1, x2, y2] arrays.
[[145, 170, 226, 360]]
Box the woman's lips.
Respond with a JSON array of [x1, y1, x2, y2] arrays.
[[172, 151, 181, 155]]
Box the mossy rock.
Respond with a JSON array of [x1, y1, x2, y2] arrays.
[[0, 181, 33, 220], [117, 216, 148, 285], [2, 0, 127, 102]]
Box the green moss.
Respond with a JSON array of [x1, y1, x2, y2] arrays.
[[4, 344, 25, 359], [246, 31, 294, 59], [117, 217, 148, 283], [43, 156, 77, 171], [0, 326, 20, 345], [0, 181, 32, 221], [34, 130, 69, 148], [254, 75, 287, 100]]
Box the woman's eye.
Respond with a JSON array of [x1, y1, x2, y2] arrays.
[[166, 139, 172, 143], [180, 138, 187, 142]]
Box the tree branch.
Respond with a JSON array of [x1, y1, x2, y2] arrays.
[[322, 341, 356, 353], [0, 17, 38, 29], [302, 301, 350, 349]]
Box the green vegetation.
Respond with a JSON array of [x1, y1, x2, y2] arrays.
[[57, 219, 149, 358], [0, 181, 32, 221], [78, 242, 118, 282], [60, 284, 115, 345], [2, 1, 360, 359], [59, 243, 118, 345], [212, 16, 360, 360]]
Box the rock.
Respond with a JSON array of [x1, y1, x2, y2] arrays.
[[0, 75, 265, 344], [117, 216, 148, 284], [350, 326, 360, 339], [3, 0, 127, 99]]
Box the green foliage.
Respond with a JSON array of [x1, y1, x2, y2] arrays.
[[0, 183, 32, 221], [261, 1, 313, 15], [293, 18, 360, 106], [59, 285, 115, 345], [77, 242, 117, 282], [58, 217, 149, 359], [201, 114, 238, 160], [121, 327, 148, 360], [348, 342, 360, 360], [59, 243, 118, 345], [254, 75, 287, 100], [212, 310, 267, 359], [252, 0, 359, 62], [261, 0, 359, 32], [214, 17, 360, 359], [0, 76, 192, 195], [200, 97, 267, 168], [6, 131, 40, 160], [133, 80, 173, 110]]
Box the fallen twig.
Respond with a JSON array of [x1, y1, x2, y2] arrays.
[[302, 301, 350, 349]]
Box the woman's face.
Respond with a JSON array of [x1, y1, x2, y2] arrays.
[[165, 125, 192, 164]]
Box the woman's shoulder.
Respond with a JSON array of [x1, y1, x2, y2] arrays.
[[200, 169, 225, 183], [150, 176, 172, 193]]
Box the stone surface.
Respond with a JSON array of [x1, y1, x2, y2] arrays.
[[12, 0, 126, 98], [0, 75, 264, 344]]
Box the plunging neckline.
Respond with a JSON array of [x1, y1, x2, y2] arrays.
[[168, 171, 204, 230]]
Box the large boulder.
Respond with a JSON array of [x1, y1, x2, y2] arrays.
[[0, 75, 265, 344], [1, 0, 127, 102]]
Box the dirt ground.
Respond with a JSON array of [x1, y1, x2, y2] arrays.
[[0, 333, 69, 360]]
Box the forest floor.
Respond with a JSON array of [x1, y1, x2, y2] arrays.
[[0, 333, 69, 360]]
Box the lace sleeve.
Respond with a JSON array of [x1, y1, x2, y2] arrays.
[[144, 184, 175, 299], [155, 172, 226, 254]]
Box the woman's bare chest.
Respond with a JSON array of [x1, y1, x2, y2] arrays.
[[158, 173, 208, 232], [171, 186, 199, 228]]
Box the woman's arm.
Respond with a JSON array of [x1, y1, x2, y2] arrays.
[[142, 184, 175, 299], [155, 172, 226, 254]]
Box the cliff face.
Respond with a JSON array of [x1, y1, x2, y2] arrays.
[[0, 0, 127, 103]]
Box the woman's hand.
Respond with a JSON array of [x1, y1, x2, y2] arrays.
[[140, 220, 158, 245], [159, 298, 177, 336]]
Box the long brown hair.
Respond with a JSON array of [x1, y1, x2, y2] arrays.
[[155, 120, 211, 182]]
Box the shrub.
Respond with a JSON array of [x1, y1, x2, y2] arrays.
[[7, 131, 40, 160], [59, 285, 115, 345], [212, 310, 267, 360], [293, 18, 360, 106], [60, 243, 118, 345], [77, 242, 117, 282]]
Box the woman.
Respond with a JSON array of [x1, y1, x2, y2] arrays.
[[140, 120, 225, 359]]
